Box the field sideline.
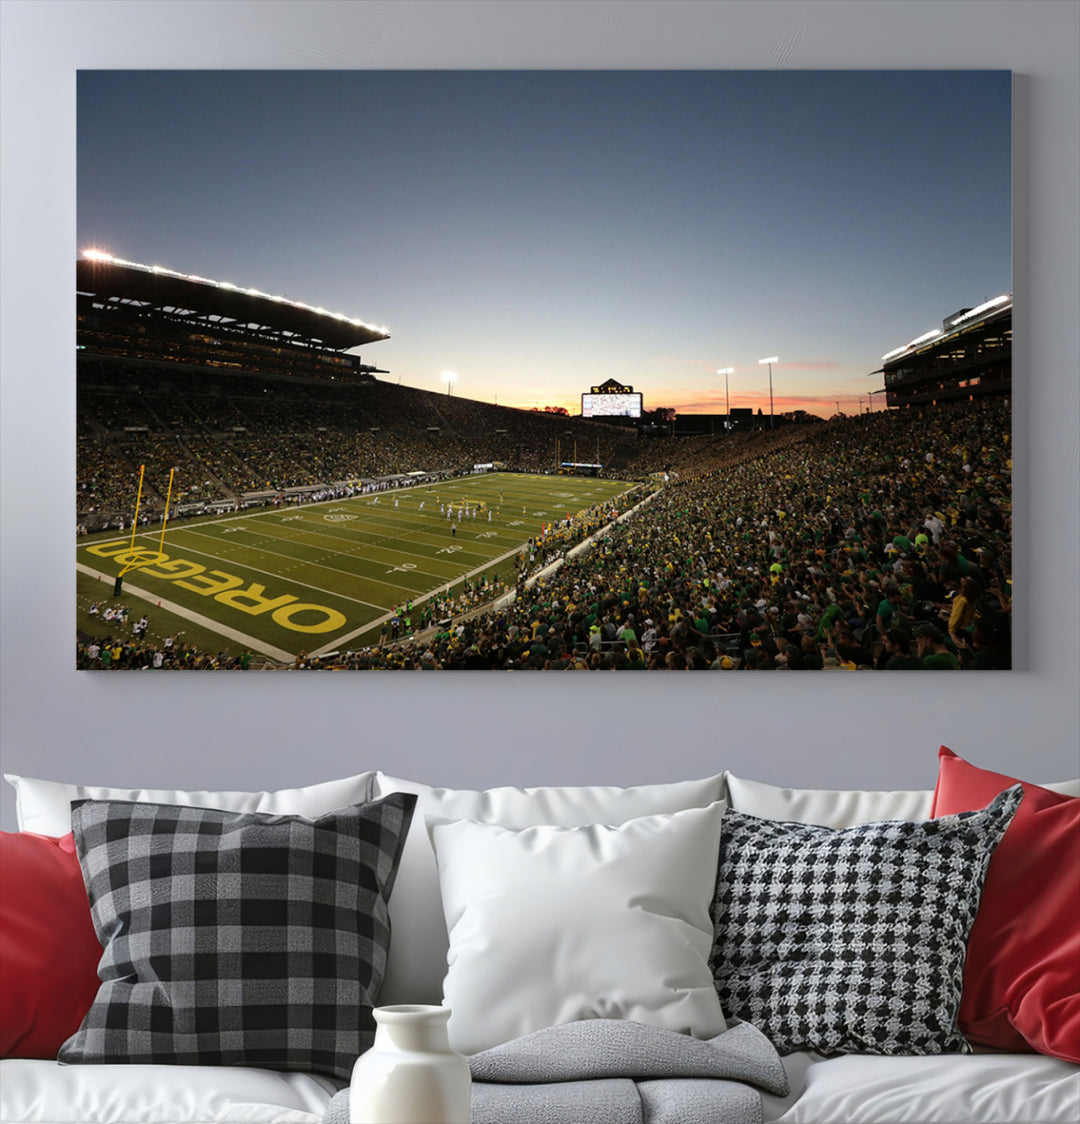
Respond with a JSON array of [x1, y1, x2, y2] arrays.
[[76, 472, 639, 660]]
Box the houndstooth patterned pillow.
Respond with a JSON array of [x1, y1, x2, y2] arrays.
[[59, 793, 416, 1079], [710, 785, 1022, 1057]]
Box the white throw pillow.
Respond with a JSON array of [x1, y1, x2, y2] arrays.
[[4, 772, 376, 836], [724, 770, 1080, 828], [373, 771, 726, 1005], [428, 802, 728, 1055]]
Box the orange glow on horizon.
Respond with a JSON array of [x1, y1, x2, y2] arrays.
[[491, 390, 880, 419]]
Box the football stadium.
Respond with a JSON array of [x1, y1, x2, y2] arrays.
[[77, 253, 1013, 671]]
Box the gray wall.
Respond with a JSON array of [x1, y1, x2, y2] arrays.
[[2, 1, 1078, 831]]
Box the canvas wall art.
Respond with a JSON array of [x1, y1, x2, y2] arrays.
[[75, 70, 1012, 670]]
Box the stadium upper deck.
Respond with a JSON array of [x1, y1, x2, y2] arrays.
[[871, 294, 1011, 409], [77, 252, 389, 383]]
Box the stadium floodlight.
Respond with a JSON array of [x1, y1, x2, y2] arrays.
[[948, 294, 1011, 327], [442, 371, 459, 396], [717, 368, 734, 417], [881, 328, 942, 364], [758, 357, 778, 429]]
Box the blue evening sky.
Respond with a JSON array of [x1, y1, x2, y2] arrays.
[[77, 70, 1011, 416]]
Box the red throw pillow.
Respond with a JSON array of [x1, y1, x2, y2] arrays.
[[0, 832, 102, 1057], [932, 746, 1080, 1062]]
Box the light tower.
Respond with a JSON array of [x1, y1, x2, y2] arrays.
[[441, 371, 458, 396], [717, 368, 734, 421], [758, 356, 778, 429]]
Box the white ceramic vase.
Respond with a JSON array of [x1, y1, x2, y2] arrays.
[[350, 1005, 471, 1124]]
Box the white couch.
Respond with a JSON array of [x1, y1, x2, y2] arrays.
[[2, 768, 1078, 1124]]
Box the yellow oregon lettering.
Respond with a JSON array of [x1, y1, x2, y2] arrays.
[[86, 544, 164, 568], [271, 603, 347, 633], [173, 570, 245, 596], [215, 584, 298, 616], [140, 557, 207, 581], [84, 546, 342, 634], [86, 542, 133, 559]]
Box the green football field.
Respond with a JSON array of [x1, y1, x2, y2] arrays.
[[76, 472, 638, 661]]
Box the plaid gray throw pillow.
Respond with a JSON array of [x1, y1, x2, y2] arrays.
[[710, 785, 1022, 1057], [59, 793, 416, 1079]]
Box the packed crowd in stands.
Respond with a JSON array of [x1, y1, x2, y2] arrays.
[[80, 388, 161, 432], [77, 438, 148, 514]]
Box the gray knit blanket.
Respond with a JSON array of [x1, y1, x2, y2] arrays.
[[326, 1018, 789, 1124]]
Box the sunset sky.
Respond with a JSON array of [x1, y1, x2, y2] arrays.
[[77, 70, 1011, 417]]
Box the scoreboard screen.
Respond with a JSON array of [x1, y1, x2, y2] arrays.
[[581, 392, 642, 418]]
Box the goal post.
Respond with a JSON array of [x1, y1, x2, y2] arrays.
[[116, 465, 177, 580], [118, 464, 146, 577]]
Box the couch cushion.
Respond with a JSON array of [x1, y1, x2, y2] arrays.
[[711, 786, 1022, 1056], [0, 1058, 336, 1124], [59, 795, 415, 1080], [932, 746, 1080, 1062], [0, 833, 101, 1058], [372, 772, 726, 1005], [428, 802, 727, 1055], [4, 772, 376, 836], [762, 1050, 1080, 1123]]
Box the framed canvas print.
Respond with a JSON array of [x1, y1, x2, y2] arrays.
[[75, 70, 1012, 671]]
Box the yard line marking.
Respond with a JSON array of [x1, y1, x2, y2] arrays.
[[238, 514, 503, 564], [309, 538, 530, 658], [273, 507, 519, 552], [75, 563, 294, 662], [234, 519, 481, 576], [176, 524, 492, 587], [171, 525, 491, 600]]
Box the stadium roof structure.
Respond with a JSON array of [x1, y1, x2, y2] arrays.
[[870, 293, 1012, 373], [77, 252, 390, 351]]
